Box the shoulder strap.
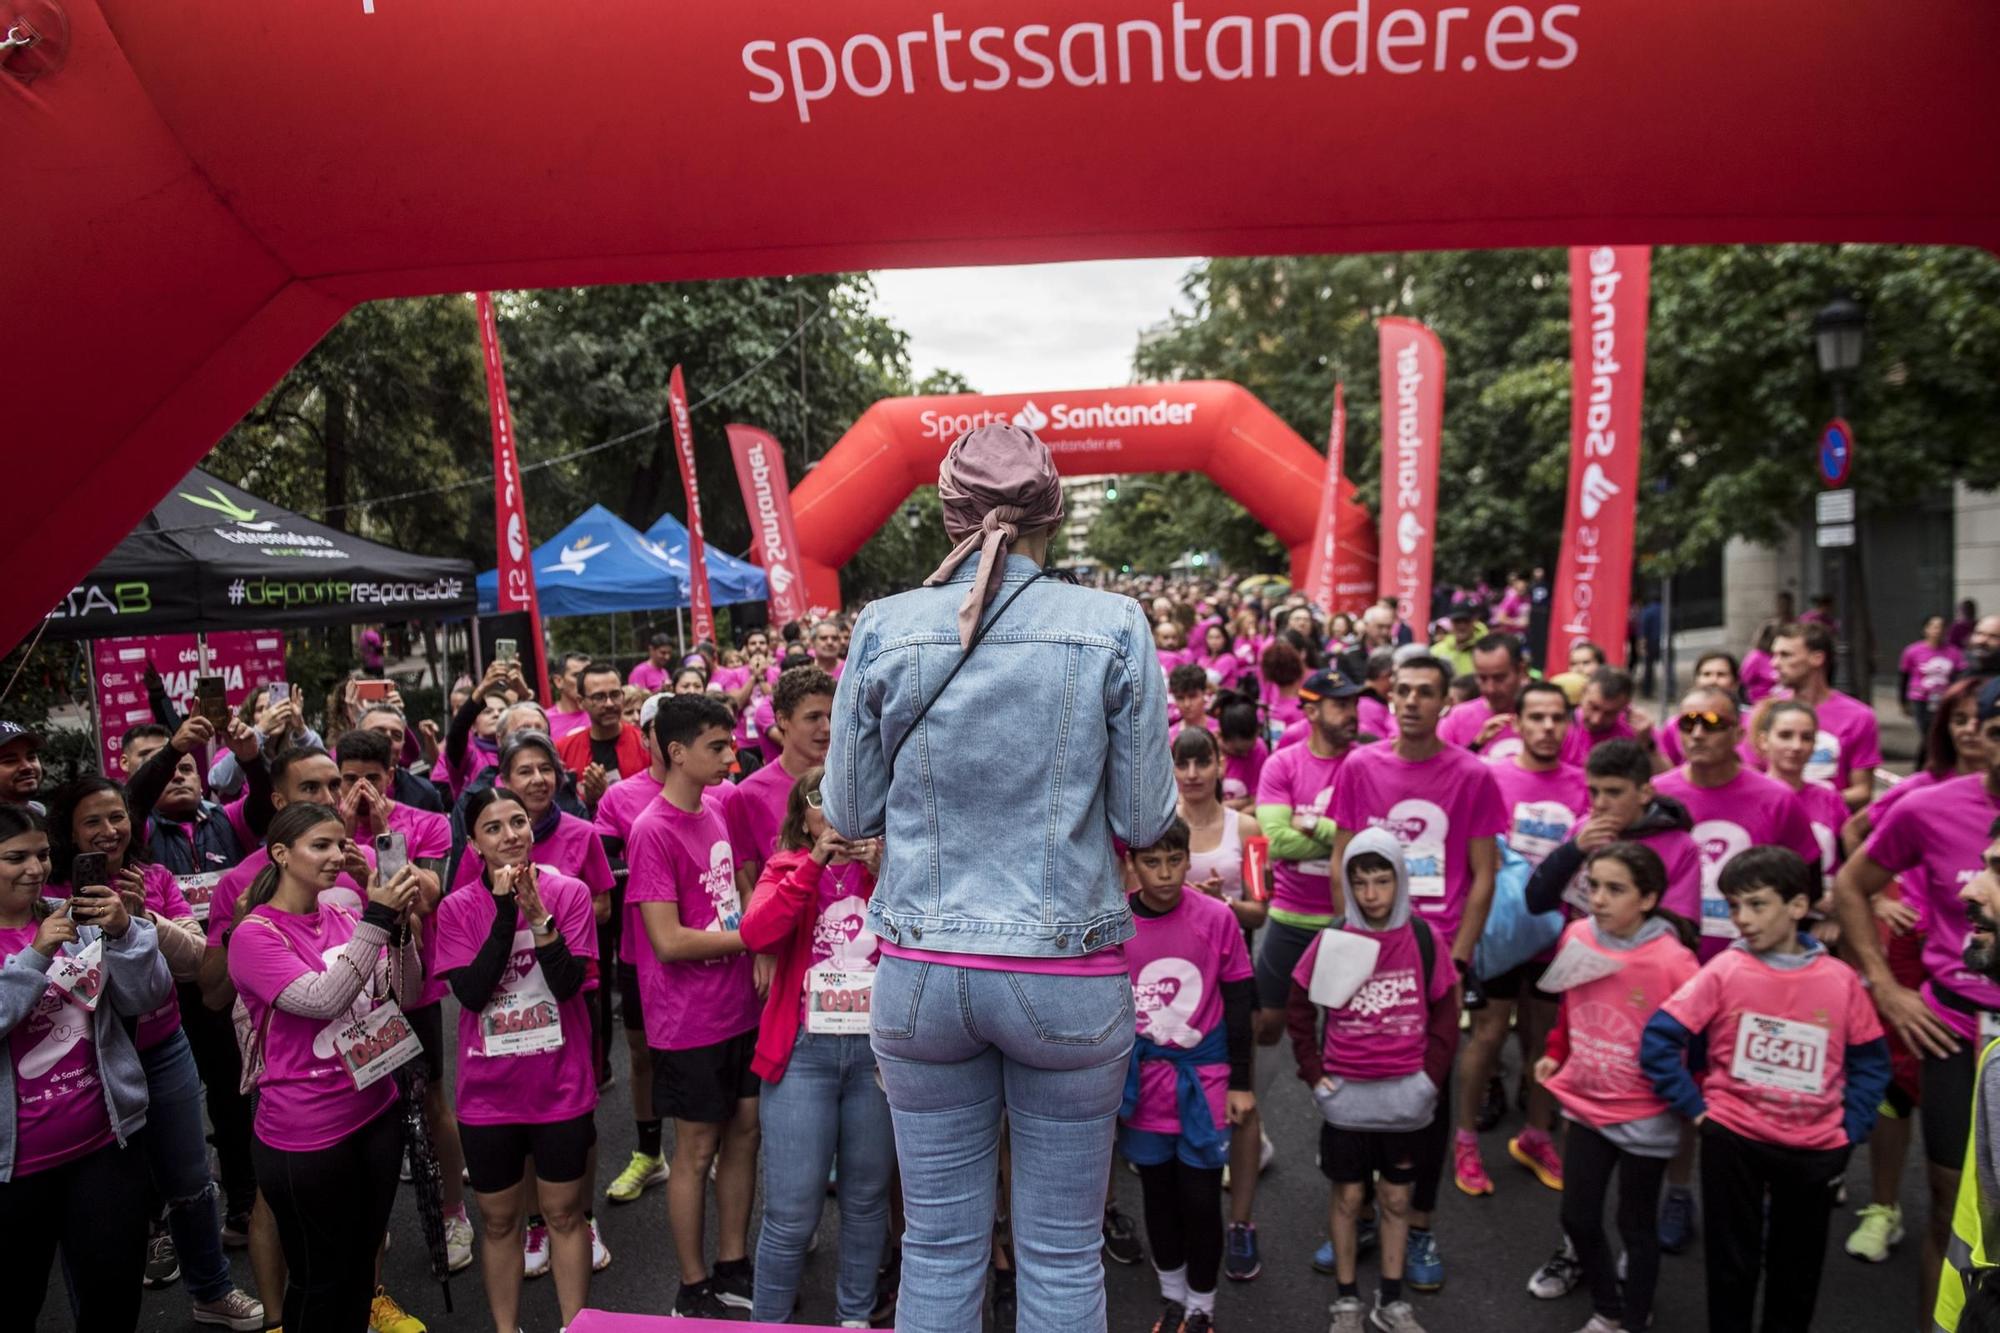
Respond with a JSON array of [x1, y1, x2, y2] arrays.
[[885, 568, 1049, 779], [1413, 914, 1436, 997]]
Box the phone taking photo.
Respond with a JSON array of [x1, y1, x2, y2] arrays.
[[70, 852, 109, 891], [495, 638, 519, 665], [196, 676, 230, 727], [267, 682, 289, 711], [373, 831, 409, 885]]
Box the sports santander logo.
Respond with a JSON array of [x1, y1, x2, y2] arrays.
[[917, 392, 1198, 443]]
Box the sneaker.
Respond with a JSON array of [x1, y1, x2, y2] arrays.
[[1369, 1299, 1428, 1333], [1225, 1221, 1262, 1281], [1329, 1295, 1369, 1333], [220, 1212, 251, 1249], [1474, 1074, 1508, 1132], [1405, 1230, 1444, 1292], [144, 1227, 181, 1288], [605, 1150, 668, 1204], [1148, 1297, 1187, 1332], [1183, 1308, 1215, 1333], [190, 1289, 265, 1332], [1453, 1133, 1494, 1196], [1527, 1238, 1582, 1298], [369, 1287, 426, 1333], [1570, 1317, 1621, 1333], [1657, 1187, 1696, 1255], [589, 1216, 612, 1273], [1103, 1204, 1144, 1265], [1845, 1202, 1905, 1262], [444, 1211, 474, 1274], [669, 1281, 732, 1318], [1313, 1239, 1339, 1274], [711, 1261, 753, 1310], [872, 1248, 901, 1325], [523, 1221, 550, 1279], [989, 1269, 1017, 1333], [1508, 1132, 1564, 1191]]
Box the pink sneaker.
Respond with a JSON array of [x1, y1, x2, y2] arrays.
[[1509, 1131, 1564, 1191], [1453, 1130, 1494, 1196]]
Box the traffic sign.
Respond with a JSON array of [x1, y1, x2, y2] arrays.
[[1817, 523, 1856, 548], [1818, 419, 1854, 487], [1816, 489, 1854, 524]]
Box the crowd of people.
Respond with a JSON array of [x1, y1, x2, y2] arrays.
[[5, 470, 2000, 1333]]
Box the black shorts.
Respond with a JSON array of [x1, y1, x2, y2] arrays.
[[1319, 1121, 1424, 1186], [617, 962, 646, 1033], [652, 1027, 760, 1125], [1254, 918, 1325, 1010], [406, 1000, 445, 1082], [1921, 1041, 1979, 1169], [459, 1112, 598, 1193], [1482, 959, 1559, 1005]]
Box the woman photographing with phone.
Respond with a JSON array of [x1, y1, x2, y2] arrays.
[[226, 801, 423, 1333], [0, 803, 173, 1331], [435, 786, 600, 1332]]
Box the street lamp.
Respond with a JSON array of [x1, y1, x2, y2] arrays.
[[1811, 294, 1869, 695], [1813, 296, 1866, 386]]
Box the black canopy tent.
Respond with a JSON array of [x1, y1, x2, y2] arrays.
[[39, 467, 476, 640]]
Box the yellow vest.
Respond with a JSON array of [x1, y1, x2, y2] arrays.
[[1938, 1039, 2000, 1331]]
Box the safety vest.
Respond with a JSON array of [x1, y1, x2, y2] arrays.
[[1937, 1039, 2000, 1331]]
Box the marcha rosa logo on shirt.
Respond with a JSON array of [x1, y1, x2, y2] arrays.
[[703, 841, 742, 931], [1344, 967, 1418, 1020], [812, 895, 876, 965], [1133, 957, 1205, 1048]]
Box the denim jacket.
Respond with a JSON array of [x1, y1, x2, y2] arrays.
[[825, 555, 1176, 959]]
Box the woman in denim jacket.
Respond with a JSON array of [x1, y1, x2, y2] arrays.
[[826, 422, 1177, 1333]]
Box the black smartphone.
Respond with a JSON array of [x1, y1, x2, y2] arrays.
[[71, 852, 109, 891], [196, 675, 230, 727]]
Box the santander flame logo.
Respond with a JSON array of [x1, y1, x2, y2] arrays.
[[1012, 401, 1050, 431], [1579, 463, 1620, 520], [1396, 511, 1426, 556], [505, 513, 525, 562]]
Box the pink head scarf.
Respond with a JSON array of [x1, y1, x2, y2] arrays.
[[924, 423, 1066, 649]]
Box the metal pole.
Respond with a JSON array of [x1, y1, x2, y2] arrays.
[[1660, 574, 1675, 708], [470, 615, 483, 678]]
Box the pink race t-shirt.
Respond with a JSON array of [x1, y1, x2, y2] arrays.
[[1653, 766, 1820, 955], [432, 867, 599, 1125], [725, 759, 801, 878], [751, 694, 781, 764], [1900, 642, 1964, 704], [1292, 919, 1454, 1081], [1560, 713, 1637, 768], [208, 845, 368, 949], [1660, 945, 1882, 1150], [1356, 695, 1395, 741], [1631, 827, 1706, 926], [1543, 919, 1699, 1130], [1865, 775, 2000, 1041], [1, 925, 114, 1175], [228, 901, 400, 1152], [1256, 743, 1348, 916], [1491, 762, 1589, 867], [1123, 891, 1252, 1135], [595, 772, 665, 968], [1772, 689, 1882, 790], [629, 660, 671, 693], [1741, 650, 1777, 704], [1789, 779, 1849, 889], [625, 791, 759, 1052], [1331, 744, 1509, 946], [1437, 698, 1522, 765], [799, 860, 879, 1023], [546, 709, 590, 741], [1221, 742, 1269, 805]]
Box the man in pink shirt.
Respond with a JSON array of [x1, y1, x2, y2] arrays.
[[725, 666, 836, 896], [1770, 620, 1880, 812], [628, 632, 676, 694], [547, 651, 595, 741], [1559, 666, 1664, 772], [808, 619, 845, 682], [1436, 634, 1528, 764]]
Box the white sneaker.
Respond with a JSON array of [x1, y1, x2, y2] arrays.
[[444, 1212, 474, 1274], [1329, 1295, 1368, 1333], [523, 1221, 550, 1278], [1260, 1130, 1275, 1173], [1528, 1238, 1582, 1299], [189, 1289, 265, 1331], [1369, 1299, 1428, 1333], [1571, 1316, 1622, 1333], [590, 1215, 611, 1272]]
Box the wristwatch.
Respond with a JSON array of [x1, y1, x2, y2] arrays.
[[529, 916, 555, 936]]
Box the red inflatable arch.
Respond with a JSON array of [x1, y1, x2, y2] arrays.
[[790, 383, 1378, 609], [6, 1, 1996, 646]]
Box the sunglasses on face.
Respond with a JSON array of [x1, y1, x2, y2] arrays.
[[1677, 709, 1737, 734]]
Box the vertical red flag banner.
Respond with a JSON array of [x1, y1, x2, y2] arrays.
[[1548, 247, 1652, 669], [475, 291, 551, 704], [667, 366, 716, 644], [1304, 382, 1346, 614], [725, 424, 812, 627], [1375, 319, 1445, 641]]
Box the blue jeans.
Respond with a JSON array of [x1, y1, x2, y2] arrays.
[[138, 1028, 233, 1301], [752, 1031, 895, 1323], [870, 957, 1134, 1333]]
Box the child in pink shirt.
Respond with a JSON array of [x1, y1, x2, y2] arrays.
[[1641, 846, 1888, 1333]]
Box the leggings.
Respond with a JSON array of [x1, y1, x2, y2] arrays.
[[2, 1138, 150, 1331], [1560, 1121, 1669, 1328], [252, 1106, 403, 1333], [1136, 1159, 1224, 1293]]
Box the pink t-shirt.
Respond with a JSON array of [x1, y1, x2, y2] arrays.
[[386, 803, 456, 1008], [228, 901, 400, 1152], [1741, 650, 1777, 704], [1900, 642, 1964, 704], [1438, 697, 1522, 765], [1772, 688, 1882, 790], [546, 708, 590, 741], [1491, 761, 1589, 867], [625, 791, 759, 1051], [799, 860, 879, 1022], [1629, 827, 1706, 927], [1263, 689, 1305, 737], [1255, 743, 1348, 916], [1, 925, 114, 1175], [629, 660, 671, 693], [1357, 695, 1394, 740], [594, 772, 665, 968], [1292, 918, 1454, 1081], [1221, 742, 1269, 805], [1195, 653, 1242, 692], [1331, 743, 1509, 947], [1123, 891, 1252, 1134], [1789, 779, 1849, 889], [208, 845, 368, 949], [1560, 712, 1637, 768], [1544, 919, 1698, 1130], [1660, 945, 1882, 1150], [432, 867, 599, 1125], [725, 759, 800, 878], [1865, 774, 2000, 1040], [1653, 766, 1819, 955], [752, 694, 781, 764]]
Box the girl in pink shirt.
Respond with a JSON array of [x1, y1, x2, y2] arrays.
[[1533, 843, 1699, 1333], [1752, 699, 1850, 903], [226, 802, 423, 1333]]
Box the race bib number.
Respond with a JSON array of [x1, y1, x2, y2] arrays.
[[49, 938, 105, 1013], [1730, 1012, 1828, 1096], [1699, 881, 1739, 940], [176, 872, 220, 924], [805, 964, 874, 1035], [1562, 869, 1592, 915], [1405, 844, 1446, 899], [480, 934, 563, 1057], [332, 1001, 423, 1090]]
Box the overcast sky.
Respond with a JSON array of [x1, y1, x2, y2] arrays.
[[870, 258, 1199, 395]]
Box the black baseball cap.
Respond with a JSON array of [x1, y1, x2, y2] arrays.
[[1449, 603, 1482, 622], [1298, 668, 1364, 702], [0, 721, 42, 751]]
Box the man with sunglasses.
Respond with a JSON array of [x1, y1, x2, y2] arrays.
[[1769, 621, 1881, 813], [1652, 688, 1819, 962]]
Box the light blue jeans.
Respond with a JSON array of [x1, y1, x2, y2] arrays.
[[870, 956, 1134, 1333], [138, 1028, 234, 1302], [752, 1030, 895, 1323]]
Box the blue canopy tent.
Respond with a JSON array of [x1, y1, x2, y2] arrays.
[[643, 513, 768, 606], [477, 504, 686, 617]]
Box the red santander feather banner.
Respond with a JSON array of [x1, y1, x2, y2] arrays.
[[667, 365, 717, 644], [1548, 247, 1652, 669], [1304, 382, 1346, 614], [1376, 319, 1445, 641], [725, 423, 812, 627], [475, 291, 551, 703]]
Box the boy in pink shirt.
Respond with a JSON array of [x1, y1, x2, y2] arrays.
[[1643, 847, 1888, 1333]]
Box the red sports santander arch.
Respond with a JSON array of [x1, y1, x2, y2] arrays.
[[789, 383, 1378, 610], [5, 1, 1996, 647]]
